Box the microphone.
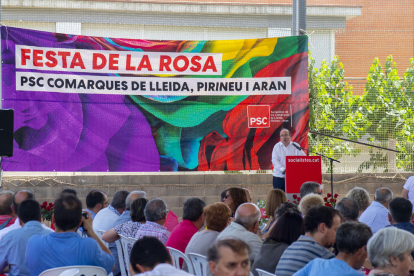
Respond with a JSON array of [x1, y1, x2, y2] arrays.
[[292, 142, 302, 151]]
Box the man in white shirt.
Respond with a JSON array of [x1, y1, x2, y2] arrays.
[[216, 203, 263, 263], [129, 236, 192, 276], [272, 128, 305, 191], [359, 187, 392, 234], [93, 190, 129, 276]]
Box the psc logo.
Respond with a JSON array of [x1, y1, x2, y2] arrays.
[[247, 105, 270, 128]]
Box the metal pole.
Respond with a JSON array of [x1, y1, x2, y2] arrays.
[[292, 0, 306, 36]]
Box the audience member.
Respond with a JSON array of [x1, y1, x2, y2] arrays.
[[252, 211, 304, 276], [85, 190, 108, 219], [26, 194, 114, 276], [295, 222, 372, 276], [135, 198, 170, 244], [223, 188, 248, 219], [243, 188, 252, 202], [0, 190, 38, 240], [299, 193, 324, 217], [335, 197, 359, 222], [208, 239, 251, 276], [261, 189, 287, 235], [261, 202, 301, 240], [300, 182, 322, 198], [166, 198, 206, 253], [0, 191, 16, 229], [61, 188, 77, 197], [221, 189, 227, 202], [0, 199, 52, 276], [346, 187, 370, 217], [93, 190, 129, 276], [359, 187, 392, 234], [217, 203, 262, 262], [186, 202, 232, 257], [276, 206, 340, 276], [367, 227, 414, 276], [387, 197, 414, 258], [93, 190, 129, 233], [129, 236, 192, 276], [114, 191, 146, 226], [401, 176, 414, 212], [102, 197, 148, 242]]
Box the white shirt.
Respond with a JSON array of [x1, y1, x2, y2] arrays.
[[134, 263, 192, 276], [216, 222, 263, 262], [0, 218, 53, 241], [403, 176, 414, 212], [272, 141, 305, 178], [358, 201, 390, 234], [93, 207, 119, 234]]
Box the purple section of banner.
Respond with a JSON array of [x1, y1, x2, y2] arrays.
[[1, 26, 160, 171]]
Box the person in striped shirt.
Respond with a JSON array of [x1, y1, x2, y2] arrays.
[[275, 206, 341, 276]]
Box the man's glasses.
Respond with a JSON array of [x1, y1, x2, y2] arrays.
[[223, 194, 230, 199]]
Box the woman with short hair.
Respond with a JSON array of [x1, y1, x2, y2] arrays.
[[185, 202, 232, 257], [367, 227, 414, 276]]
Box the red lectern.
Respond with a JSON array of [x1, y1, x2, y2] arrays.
[[285, 156, 322, 195]]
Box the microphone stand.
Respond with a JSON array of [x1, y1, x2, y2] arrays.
[[293, 143, 340, 196]]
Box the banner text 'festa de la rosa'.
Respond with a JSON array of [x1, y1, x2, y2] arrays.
[[16, 45, 291, 95], [2, 26, 309, 172]]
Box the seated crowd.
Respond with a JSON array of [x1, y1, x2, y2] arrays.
[[1, 183, 414, 276]]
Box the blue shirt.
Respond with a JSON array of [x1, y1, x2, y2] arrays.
[[85, 209, 97, 220], [113, 210, 131, 227], [26, 231, 114, 276], [294, 258, 364, 276], [387, 222, 414, 258], [0, 221, 51, 276], [359, 201, 390, 234]]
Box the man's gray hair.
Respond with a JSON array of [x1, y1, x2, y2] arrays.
[[368, 227, 414, 269], [111, 190, 129, 210], [234, 203, 260, 230], [300, 182, 321, 198], [335, 197, 359, 222], [125, 191, 147, 210], [144, 198, 167, 222], [374, 187, 393, 204]]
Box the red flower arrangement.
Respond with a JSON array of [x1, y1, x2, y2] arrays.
[[41, 201, 54, 221], [292, 194, 301, 205], [323, 193, 338, 208]]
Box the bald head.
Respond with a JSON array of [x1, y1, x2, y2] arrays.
[[234, 203, 260, 232], [0, 192, 14, 216], [126, 191, 146, 211], [12, 190, 35, 215]]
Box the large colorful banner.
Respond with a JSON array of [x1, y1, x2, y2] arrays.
[[1, 26, 308, 172]]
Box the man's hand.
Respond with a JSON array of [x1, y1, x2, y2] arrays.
[[82, 210, 95, 237]]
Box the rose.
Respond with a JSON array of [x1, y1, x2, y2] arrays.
[[41, 201, 47, 208], [297, 197, 301, 201], [46, 206, 51, 211], [330, 198, 335, 203], [293, 195, 297, 199], [324, 197, 328, 202], [325, 203, 332, 207], [49, 202, 53, 207], [334, 194, 338, 198], [327, 193, 332, 197]]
